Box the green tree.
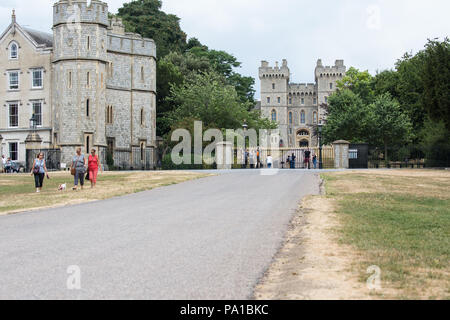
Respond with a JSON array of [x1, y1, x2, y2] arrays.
[[369, 93, 413, 163], [337, 67, 374, 102], [322, 89, 371, 144], [421, 38, 450, 130], [117, 0, 187, 57], [167, 71, 273, 132]]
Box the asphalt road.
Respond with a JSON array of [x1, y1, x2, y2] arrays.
[[0, 169, 320, 299]]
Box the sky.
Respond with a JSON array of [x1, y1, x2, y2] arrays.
[[1, 0, 449, 99]]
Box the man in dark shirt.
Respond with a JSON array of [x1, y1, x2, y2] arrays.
[[304, 149, 311, 169]]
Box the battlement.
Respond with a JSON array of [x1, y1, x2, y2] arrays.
[[259, 59, 289, 79], [53, 0, 109, 27], [315, 59, 346, 78]]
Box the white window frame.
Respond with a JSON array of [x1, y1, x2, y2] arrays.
[[9, 42, 18, 60], [8, 70, 19, 90], [31, 68, 43, 89], [8, 102, 19, 128], [32, 100, 43, 127]]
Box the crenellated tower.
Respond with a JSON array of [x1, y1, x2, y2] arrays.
[[52, 0, 109, 164]]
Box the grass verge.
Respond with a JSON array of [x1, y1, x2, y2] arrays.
[[322, 170, 450, 299]]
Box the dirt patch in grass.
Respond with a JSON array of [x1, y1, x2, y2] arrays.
[[0, 171, 210, 216], [255, 195, 375, 300]]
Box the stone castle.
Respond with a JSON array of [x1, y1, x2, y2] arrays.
[[259, 59, 346, 148], [0, 0, 156, 169]]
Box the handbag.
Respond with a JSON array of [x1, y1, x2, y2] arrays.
[[85, 171, 90, 181], [70, 167, 76, 176]]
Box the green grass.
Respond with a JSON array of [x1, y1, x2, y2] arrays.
[[322, 171, 450, 299]]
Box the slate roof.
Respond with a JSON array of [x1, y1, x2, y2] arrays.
[[23, 27, 53, 48]]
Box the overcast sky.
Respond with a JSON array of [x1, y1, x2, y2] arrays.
[[1, 0, 449, 98]]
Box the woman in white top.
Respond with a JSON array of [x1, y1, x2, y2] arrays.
[[266, 154, 273, 168]]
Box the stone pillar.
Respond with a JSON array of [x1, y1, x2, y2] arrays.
[[25, 132, 43, 171], [0, 134, 3, 157], [333, 140, 350, 169], [216, 141, 233, 170]]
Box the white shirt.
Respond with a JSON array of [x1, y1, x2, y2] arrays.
[[266, 156, 273, 164], [1, 157, 6, 165]]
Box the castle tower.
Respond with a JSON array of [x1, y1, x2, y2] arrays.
[[315, 59, 346, 123], [52, 0, 109, 164], [259, 59, 290, 146]]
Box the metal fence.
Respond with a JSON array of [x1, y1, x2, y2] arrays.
[[236, 147, 335, 169]]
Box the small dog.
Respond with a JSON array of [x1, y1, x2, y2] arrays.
[[58, 183, 67, 191]]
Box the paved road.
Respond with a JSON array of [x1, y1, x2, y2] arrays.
[[0, 170, 320, 299]]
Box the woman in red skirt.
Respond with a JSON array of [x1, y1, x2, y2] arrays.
[[88, 149, 102, 188]]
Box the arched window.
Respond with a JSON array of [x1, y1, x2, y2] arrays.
[[300, 110, 306, 124], [9, 42, 18, 59], [271, 109, 277, 122], [140, 142, 145, 161], [313, 111, 318, 124], [289, 112, 293, 125]]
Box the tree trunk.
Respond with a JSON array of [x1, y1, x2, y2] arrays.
[[384, 142, 388, 168]]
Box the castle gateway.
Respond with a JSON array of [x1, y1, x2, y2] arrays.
[[259, 59, 346, 148], [0, 0, 157, 169]]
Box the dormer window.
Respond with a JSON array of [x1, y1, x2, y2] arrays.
[[9, 42, 18, 59]]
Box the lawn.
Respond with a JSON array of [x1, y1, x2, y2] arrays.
[[322, 170, 450, 299], [0, 171, 210, 215]]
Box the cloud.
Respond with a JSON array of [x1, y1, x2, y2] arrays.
[[1, 0, 449, 98]]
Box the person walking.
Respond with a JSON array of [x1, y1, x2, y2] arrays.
[[304, 149, 311, 169], [30, 152, 48, 193], [285, 155, 291, 169], [313, 153, 318, 169], [290, 153, 296, 169], [71, 148, 87, 191], [266, 154, 273, 169], [88, 149, 102, 188], [256, 148, 261, 168]]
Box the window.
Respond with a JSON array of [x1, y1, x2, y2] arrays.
[[9, 42, 18, 59], [271, 109, 277, 122], [272, 83, 275, 90], [330, 83, 333, 90], [86, 136, 90, 154], [301, 98, 304, 105], [9, 103, 19, 127], [267, 97, 270, 104], [325, 96, 328, 103], [313, 111, 318, 124], [9, 71, 19, 90], [140, 108, 144, 126], [140, 142, 145, 162], [277, 97, 281, 104], [289, 97, 292, 104], [86, 72, 90, 87], [9, 142, 18, 161], [32, 101, 42, 126], [32, 69, 43, 88], [87, 36, 90, 51], [141, 66, 145, 82], [289, 112, 293, 125], [300, 110, 306, 124], [313, 98, 317, 105], [86, 99, 90, 117], [106, 105, 113, 124], [68, 71, 72, 89]]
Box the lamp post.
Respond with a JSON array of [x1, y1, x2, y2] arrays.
[[318, 122, 323, 169]]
